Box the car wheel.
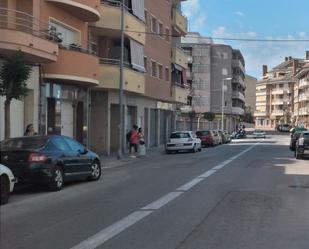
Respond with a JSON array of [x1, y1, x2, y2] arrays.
[[88, 161, 101, 181], [49, 165, 64, 191], [191, 144, 197, 153], [0, 175, 10, 205]]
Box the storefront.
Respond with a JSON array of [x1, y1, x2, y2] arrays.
[[39, 82, 90, 145]]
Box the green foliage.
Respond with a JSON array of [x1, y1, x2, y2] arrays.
[[204, 112, 215, 121], [0, 53, 31, 101]]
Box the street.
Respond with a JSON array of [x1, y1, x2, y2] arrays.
[[1, 135, 309, 249]]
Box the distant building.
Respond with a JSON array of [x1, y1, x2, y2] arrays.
[[244, 75, 257, 115], [254, 56, 307, 129], [180, 33, 246, 132]]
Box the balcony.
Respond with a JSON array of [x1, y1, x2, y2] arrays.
[[271, 88, 290, 95], [172, 47, 188, 69], [232, 59, 245, 74], [232, 107, 245, 116], [43, 46, 99, 86], [256, 91, 267, 96], [299, 79, 309, 89], [271, 110, 284, 116], [91, 1, 145, 45], [254, 112, 267, 117], [256, 102, 266, 106], [172, 8, 188, 35], [232, 91, 245, 102], [232, 76, 245, 89], [173, 85, 189, 104], [299, 94, 309, 102], [98, 58, 145, 95], [298, 107, 309, 115], [0, 8, 58, 63], [46, 0, 100, 22]]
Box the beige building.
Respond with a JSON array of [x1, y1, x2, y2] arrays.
[[294, 62, 309, 128], [244, 75, 257, 116], [254, 56, 307, 129]]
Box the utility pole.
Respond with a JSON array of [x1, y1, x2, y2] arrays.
[[117, 0, 125, 159]]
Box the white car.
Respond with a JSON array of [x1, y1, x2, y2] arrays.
[[252, 129, 266, 139], [0, 164, 16, 205], [166, 131, 202, 153]]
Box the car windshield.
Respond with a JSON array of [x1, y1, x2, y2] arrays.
[[170, 133, 190, 139], [1, 137, 48, 150], [196, 131, 210, 136]]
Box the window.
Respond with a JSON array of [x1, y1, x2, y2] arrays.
[[151, 16, 158, 33], [165, 67, 170, 81], [144, 56, 148, 72], [144, 10, 148, 26], [49, 19, 79, 46], [158, 64, 163, 79], [151, 61, 157, 77], [158, 22, 164, 37], [63, 137, 85, 152], [165, 28, 170, 42], [52, 137, 71, 151]]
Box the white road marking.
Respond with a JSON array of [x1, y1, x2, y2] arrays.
[[70, 142, 259, 249], [141, 191, 183, 210], [70, 211, 152, 249], [177, 178, 205, 191]]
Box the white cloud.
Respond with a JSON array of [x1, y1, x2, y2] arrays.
[[235, 11, 244, 16], [211, 27, 309, 78], [183, 0, 207, 30]]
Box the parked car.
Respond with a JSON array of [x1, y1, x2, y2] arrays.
[[196, 130, 217, 147], [290, 131, 302, 151], [278, 124, 291, 132], [223, 131, 231, 143], [0, 164, 16, 205], [212, 130, 222, 144], [295, 131, 309, 159], [217, 130, 228, 144], [0, 135, 101, 191], [252, 129, 266, 139], [166, 131, 202, 153]]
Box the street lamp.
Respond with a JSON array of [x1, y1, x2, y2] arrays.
[[222, 77, 232, 130]]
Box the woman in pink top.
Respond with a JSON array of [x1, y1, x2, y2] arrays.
[[130, 125, 138, 156]]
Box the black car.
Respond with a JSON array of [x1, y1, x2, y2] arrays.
[[0, 135, 101, 191], [295, 131, 309, 159], [289, 131, 302, 151]]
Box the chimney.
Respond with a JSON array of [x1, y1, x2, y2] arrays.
[[262, 65, 268, 76], [293, 59, 299, 75], [306, 51, 309, 60], [289, 56, 292, 61], [285, 57, 288, 62]]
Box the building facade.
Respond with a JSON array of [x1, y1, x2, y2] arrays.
[[0, 0, 188, 156], [254, 56, 307, 129], [244, 75, 257, 116], [180, 33, 246, 132]]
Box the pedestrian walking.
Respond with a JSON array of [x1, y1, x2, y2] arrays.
[[138, 128, 146, 157], [129, 125, 138, 158], [24, 124, 37, 136]]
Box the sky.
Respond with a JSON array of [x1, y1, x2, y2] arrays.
[[182, 0, 309, 79]]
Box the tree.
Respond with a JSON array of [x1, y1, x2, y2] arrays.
[[203, 112, 215, 122], [0, 53, 31, 139]]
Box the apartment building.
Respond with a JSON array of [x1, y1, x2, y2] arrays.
[[180, 33, 246, 132], [0, 0, 100, 143], [294, 60, 309, 128], [88, 0, 188, 155], [254, 56, 307, 129], [244, 75, 257, 115]]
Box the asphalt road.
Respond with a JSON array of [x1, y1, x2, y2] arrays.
[[1, 135, 309, 249]]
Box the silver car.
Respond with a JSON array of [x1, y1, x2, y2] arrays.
[[0, 164, 16, 205], [166, 131, 202, 153]]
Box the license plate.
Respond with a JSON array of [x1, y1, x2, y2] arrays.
[[177, 143, 183, 147]]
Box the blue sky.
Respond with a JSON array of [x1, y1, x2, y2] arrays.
[[183, 0, 309, 79]]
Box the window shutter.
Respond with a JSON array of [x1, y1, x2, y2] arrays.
[[132, 0, 145, 22], [130, 39, 145, 72]]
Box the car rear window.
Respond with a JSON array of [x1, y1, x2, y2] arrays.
[[170, 133, 190, 139], [303, 133, 309, 139], [1, 137, 48, 150], [196, 131, 210, 136]]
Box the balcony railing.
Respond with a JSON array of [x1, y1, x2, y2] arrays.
[[101, 0, 130, 12], [99, 58, 133, 69], [0, 8, 55, 40], [299, 78, 309, 89]]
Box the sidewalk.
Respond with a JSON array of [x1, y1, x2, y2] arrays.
[[100, 146, 165, 169]]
